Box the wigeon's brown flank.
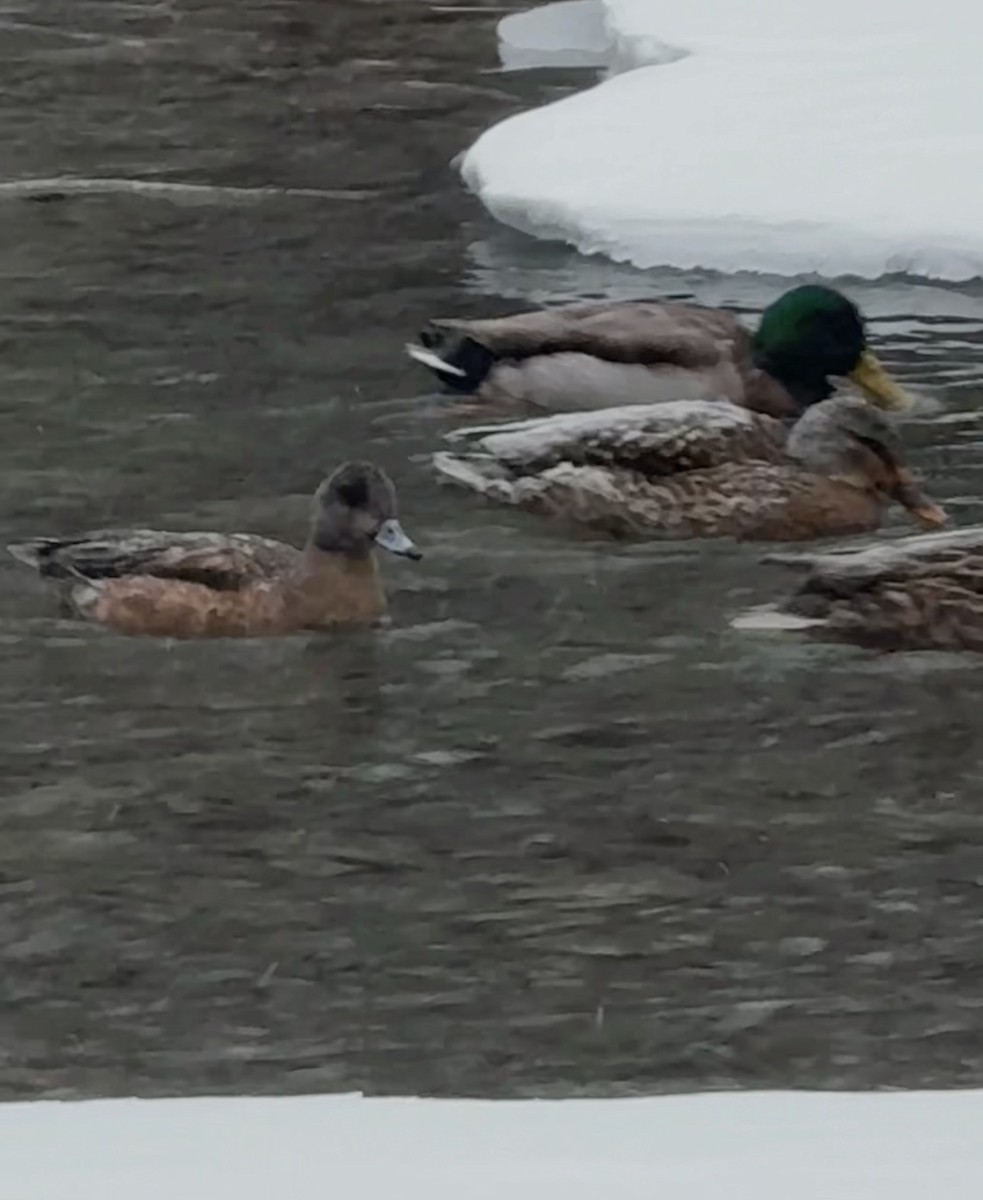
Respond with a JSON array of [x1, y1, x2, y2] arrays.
[[70, 551, 386, 638], [434, 397, 944, 543], [8, 461, 421, 639]]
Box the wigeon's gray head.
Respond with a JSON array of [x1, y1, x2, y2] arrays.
[[312, 461, 422, 560]]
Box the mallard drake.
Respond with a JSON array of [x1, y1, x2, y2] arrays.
[[432, 397, 945, 542], [406, 285, 911, 418], [7, 462, 421, 638], [737, 528, 983, 652]]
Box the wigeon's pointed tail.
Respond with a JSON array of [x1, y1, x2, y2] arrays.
[[9, 535, 106, 618], [7, 538, 61, 572], [8, 537, 107, 591]]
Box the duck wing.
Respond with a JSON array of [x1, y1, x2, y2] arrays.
[[765, 527, 983, 595], [423, 300, 745, 368], [441, 400, 786, 478], [8, 530, 300, 591]]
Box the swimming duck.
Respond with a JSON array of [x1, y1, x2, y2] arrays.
[[7, 461, 421, 638], [407, 285, 911, 418], [738, 528, 983, 652], [432, 397, 945, 542]]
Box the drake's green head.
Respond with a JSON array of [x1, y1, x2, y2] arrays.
[[751, 285, 911, 414]]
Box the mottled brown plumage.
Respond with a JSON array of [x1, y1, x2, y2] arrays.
[[486, 461, 892, 542], [408, 287, 912, 418], [750, 528, 983, 651], [8, 462, 421, 638], [443, 400, 789, 475], [433, 398, 944, 543]]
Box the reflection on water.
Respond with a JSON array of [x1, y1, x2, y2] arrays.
[[4, 0, 983, 1102]]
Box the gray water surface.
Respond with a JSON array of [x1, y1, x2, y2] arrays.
[[4, 0, 983, 1102]]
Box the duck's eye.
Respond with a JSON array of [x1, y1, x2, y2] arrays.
[[335, 477, 370, 508]]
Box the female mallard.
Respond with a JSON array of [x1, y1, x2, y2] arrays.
[[7, 461, 421, 638], [738, 529, 983, 652], [407, 284, 911, 418], [432, 397, 945, 542]]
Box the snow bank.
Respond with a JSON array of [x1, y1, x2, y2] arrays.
[[497, 1, 611, 70], [5, 1089, 983, 1198], [464, 0, 983, 280]]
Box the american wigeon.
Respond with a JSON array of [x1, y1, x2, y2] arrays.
[[8, 461, 421, 638]]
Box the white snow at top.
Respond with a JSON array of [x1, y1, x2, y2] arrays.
[[463, 0, 983, 280], [5, 1088, 983, 1198]]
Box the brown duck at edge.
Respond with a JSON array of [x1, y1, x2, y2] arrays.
[[7, 462, 421, 638], [433, 397, 946, 543], [407, 284, 911, 418], [737, 528, 983, 653]]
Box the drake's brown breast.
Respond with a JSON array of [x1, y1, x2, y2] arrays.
[[739, 369, 800, 418]]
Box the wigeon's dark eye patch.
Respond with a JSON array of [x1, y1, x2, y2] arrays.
[[335, 476, 370, 508]]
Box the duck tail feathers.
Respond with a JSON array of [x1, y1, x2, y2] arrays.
[[433, 451, 515, 500], [405, 342, 467, 380], [731, 604, 825, 633], [7, 538, 55, 571], [406, 326, 495, 394], [8, 538, 110, 592]]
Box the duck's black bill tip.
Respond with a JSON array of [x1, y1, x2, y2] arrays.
[[374, 519, 422, 560]]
